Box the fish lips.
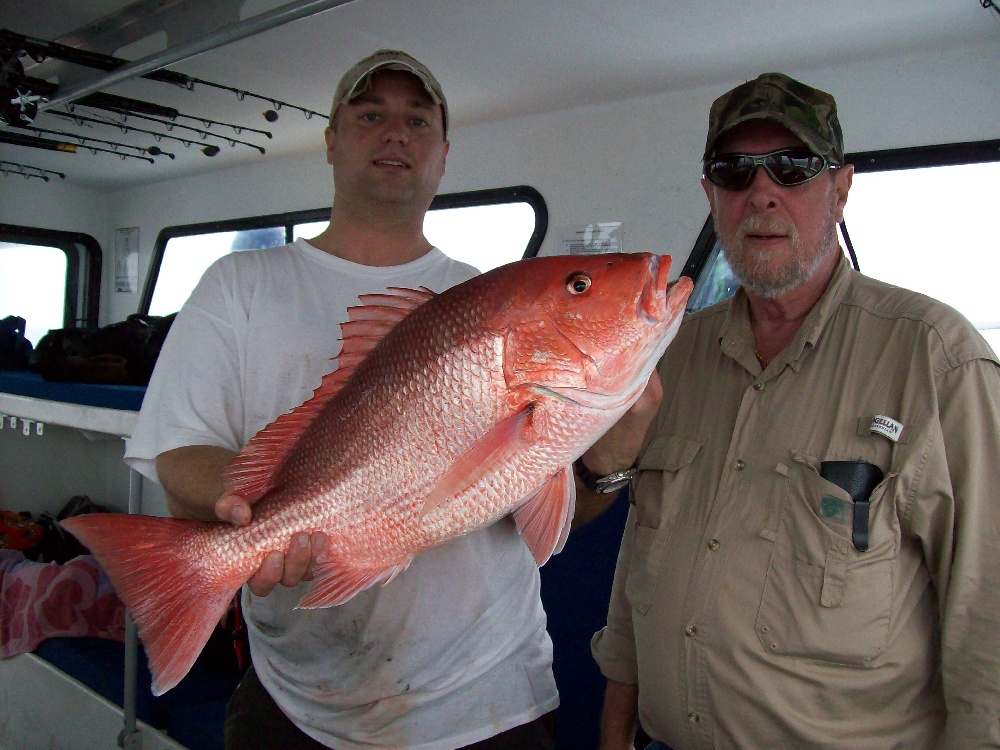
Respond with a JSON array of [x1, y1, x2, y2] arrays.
[[639, 253, 690, 324]]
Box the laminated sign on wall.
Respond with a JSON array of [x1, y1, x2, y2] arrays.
[[114, 227, 139, 294]]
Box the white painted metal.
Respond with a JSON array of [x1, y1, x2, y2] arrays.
[[0, 653, 188, 750]]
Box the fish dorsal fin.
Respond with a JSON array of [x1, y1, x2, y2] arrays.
[[511, 465, 575, 565], [223, 372, 346, 502], [223, 286, 435, 503], [340, 286, 435, 356], [419, 403, 537, 517]]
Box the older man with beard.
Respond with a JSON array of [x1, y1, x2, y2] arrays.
[[580, 73, 1000, 750]]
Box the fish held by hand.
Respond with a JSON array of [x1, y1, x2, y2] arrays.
[[61, 251, 692, 694]]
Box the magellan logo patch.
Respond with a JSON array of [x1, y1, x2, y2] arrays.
[[870, 415, 903, 442]]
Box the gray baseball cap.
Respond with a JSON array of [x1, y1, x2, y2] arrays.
[[329, 49, 448, 136]]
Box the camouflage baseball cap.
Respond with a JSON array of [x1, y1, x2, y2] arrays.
[[330, 49, 448, 136], [703, 72, 844, 165]]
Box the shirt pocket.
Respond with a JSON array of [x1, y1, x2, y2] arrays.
[[625, 434, 703, 615], [754, 450, 899, 667]]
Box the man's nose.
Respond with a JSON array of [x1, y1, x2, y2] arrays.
[[747, 165, 780, 209], [380, 114, 410, 144]]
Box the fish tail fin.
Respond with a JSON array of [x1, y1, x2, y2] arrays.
[[60, 514, 240, 695]]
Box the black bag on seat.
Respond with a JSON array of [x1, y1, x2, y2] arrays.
[[28, 313, 176, 385], [0, 315, 33, 369]]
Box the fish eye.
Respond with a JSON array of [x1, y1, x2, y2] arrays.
[[566, 273, 592, 295]]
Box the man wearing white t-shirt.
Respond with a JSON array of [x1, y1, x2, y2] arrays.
[[126, 50, 559, 750]]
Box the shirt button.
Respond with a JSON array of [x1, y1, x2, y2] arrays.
[[685, 625, 697, 637], [733, 459, 746, 471], [753, 382, 763, 391], [707, 539, 720, 551], [688, 712, 700, 723]]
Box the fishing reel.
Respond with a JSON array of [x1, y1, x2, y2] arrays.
[[0, 47, 44, 126]]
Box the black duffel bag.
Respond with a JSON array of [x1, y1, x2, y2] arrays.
[[0, 315, 34, 370], [29, 313, 175, 385]]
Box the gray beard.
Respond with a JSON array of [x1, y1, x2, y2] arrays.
[[720, 208, 839, 299]]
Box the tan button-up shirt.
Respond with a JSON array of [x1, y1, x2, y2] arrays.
[[592, 254, 1000, 749]]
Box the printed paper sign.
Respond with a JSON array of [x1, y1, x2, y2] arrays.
[[115, 226, 140, 293], [559, 222, 623, 256]]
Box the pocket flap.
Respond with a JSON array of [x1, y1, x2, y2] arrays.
[[638, 434, 703, 472]]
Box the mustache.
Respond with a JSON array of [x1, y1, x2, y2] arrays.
[[737, 212, 797, 240]]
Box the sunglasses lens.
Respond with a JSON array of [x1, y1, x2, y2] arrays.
[[704, 155, 754, 190], [768, 150, 826, 185]]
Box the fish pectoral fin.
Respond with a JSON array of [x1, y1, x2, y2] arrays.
[[511, 465, 576, 565], [419, 404, 536, 517], [296, 556, 411, 609]]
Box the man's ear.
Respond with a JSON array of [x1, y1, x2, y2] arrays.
[[439, 139, 450, 177], [324, 126, 336, 166], [833, 164, 854, 222], [701, 177, 716, 213]]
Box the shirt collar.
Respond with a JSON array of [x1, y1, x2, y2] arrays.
[[720, 251, 853, 374]]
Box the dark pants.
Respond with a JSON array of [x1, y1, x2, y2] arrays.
[[225, 665, 557, 750]]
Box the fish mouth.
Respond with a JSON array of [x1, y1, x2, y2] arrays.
[[637, 253, 671, 324]]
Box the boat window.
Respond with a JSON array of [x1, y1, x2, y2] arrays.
[[143, 186, 547, 316], [681, 139, 1000, 353], [0, 225, 102, 344]]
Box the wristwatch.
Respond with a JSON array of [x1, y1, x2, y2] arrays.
[[574, 457, 637, 495]]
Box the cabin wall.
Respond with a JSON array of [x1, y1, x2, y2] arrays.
[[0, 176, 109, 245], [0, 38, 993, 329], [99, 36, 998, 326]]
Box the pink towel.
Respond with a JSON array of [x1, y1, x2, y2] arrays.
[[0, 550, 125, 658]]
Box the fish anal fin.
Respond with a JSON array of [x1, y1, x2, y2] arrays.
[[511, 465, 576, 565], [297, 556, 411, 608], [419, 404, 536, 517]]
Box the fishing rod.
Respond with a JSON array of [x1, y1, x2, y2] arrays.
[[46, 110, 228, 156], [23, 124, 176, 159], [77, 91, 273, 138], [180, 79, 326, 122], [71, 104, 267, 153], [0, 128, 154, 162], [173, 111, 273, 139], [0, 166, 50, 181], [3, 29, 325, 121], [0, 159, 65, 181]]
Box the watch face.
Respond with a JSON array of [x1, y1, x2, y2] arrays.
[[596, 468, 637, 494]]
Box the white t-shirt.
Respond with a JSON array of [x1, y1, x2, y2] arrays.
[[125, 239, 558, 749]]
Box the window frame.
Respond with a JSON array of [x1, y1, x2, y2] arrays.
[[0, 223, 102, 329], [680, 138, 1000, 308], [138, 185, 548, 315]]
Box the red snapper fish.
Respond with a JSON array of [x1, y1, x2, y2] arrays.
[[63, 252, 692, 694]]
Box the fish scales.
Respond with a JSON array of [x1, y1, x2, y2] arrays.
[[61, 252, 693, 694]]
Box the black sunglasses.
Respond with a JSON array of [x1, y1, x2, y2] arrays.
[[703, 148, 837, 190]]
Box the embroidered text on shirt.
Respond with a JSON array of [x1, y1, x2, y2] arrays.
[[870, 414, 903, 442]]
